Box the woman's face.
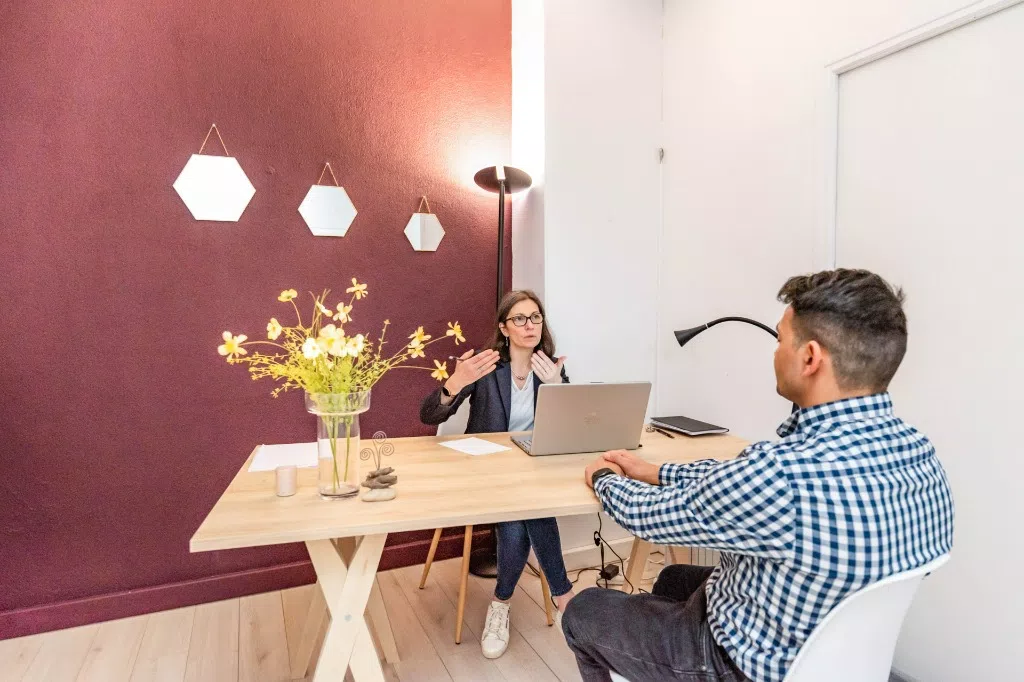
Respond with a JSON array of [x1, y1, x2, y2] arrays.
[[500, 299, 544, 351]]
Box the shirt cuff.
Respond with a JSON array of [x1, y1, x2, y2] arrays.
[[659, 462, 683, 486], [593, 472, 618, 499]]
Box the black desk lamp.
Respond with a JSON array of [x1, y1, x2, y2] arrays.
[[467, 164, 532, 578], [673, 317, 800, 414], [474, 165, 533, 307]]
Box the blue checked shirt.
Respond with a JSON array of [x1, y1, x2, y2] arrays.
[[594, 394, 954, 682]]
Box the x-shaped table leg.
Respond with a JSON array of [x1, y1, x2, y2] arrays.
[[292, 534, 393, 681]]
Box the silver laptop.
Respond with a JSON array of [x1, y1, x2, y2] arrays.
[[511, 382, 652, 456]]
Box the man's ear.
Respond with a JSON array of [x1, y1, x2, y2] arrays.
[[801, 339, 826, 378]]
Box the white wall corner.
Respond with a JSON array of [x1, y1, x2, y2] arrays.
[[511, 0, 546, 296]]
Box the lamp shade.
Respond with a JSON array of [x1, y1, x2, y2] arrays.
[[474, 165, 533, 193]]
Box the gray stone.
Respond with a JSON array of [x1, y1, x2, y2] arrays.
[[361, 488, 397, 502]]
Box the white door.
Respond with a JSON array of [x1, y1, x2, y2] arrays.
[[835, 4, 1024, 680]]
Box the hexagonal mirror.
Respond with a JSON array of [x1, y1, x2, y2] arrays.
[[404, 212, 446, 251], [298, 185, 358, 237], [173, 154, 255, 222]]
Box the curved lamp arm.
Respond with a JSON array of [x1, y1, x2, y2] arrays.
[[674, 316, 777, 347], [672, 317, 799, 414]]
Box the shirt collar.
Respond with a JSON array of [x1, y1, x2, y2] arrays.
[[777, 392, 894, 437]]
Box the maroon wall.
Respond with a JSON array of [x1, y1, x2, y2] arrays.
[[0, 0, 510, 638]]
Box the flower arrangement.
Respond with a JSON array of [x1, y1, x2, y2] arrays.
[[217, 279, 463, 498], [217, 278, 462, 394]]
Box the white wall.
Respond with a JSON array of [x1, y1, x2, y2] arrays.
[[660, 1, 1011, 680], [512, 0, 664, 550]]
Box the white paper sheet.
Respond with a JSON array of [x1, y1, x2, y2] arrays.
[[439, 437, 510, 456], [248, 442, 317, 472]]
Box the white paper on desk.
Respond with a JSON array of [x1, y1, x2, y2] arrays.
[[439, 437, 510, 456], [248, 442, 317, 472]]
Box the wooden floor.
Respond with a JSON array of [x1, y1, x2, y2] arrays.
[[0, 557, 663, 682]]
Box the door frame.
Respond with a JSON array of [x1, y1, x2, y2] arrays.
[[820, 0, 1024, 268]]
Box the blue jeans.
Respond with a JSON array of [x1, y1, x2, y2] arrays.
[[494, 517, 573, 601]]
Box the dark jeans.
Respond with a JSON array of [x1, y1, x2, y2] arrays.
[[495, 518, 574, 601], [562, 564, 750, 682]]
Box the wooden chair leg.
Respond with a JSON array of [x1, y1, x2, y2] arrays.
[[419, 528, 443, 589], [539, 569, 554, 626], [455, 525, 473, 644]]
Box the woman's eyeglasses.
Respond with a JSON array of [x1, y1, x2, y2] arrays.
[[506, 313, 544, 327]]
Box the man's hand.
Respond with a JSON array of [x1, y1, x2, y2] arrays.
[[602, 450, 661, 485], [585, 457, 623, 489]]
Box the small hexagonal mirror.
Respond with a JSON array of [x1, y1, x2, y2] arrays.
[[299, 185, 358, 237], [173, 154, 255, 222], [404, 212, 446, 251]]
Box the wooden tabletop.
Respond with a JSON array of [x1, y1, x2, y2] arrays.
[[190, 431, 748, 552]]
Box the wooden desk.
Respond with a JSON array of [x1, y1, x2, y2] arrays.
[[191, 430, 745, 681]]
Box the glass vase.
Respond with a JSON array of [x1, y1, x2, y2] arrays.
[[305, 391, 371, 500]]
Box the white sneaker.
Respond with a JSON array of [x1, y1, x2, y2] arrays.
[[481, 600, 510, 659]]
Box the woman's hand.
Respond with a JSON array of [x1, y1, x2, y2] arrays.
[[602, 450, 661, 485], [444, 349, 501, 396], [532, 351, 567, 384]]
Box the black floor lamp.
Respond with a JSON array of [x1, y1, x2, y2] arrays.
[[673, 317, 799, 414], [467, 164, 532, 578], [474, 165, 533, 308]]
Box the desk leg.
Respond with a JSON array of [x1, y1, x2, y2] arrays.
[[304, 534, 388, 682], [624, 537, 653, 593]]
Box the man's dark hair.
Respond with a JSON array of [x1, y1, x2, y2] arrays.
[[777, 269, 908, 392]]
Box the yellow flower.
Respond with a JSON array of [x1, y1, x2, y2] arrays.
[[267, 318, 282, 340], [446, 322, 465, 345], [408, 338, 426, 359], [333, 304, 353, 323], [431, 359, 449, 382], [278, 289, 298, 302], [344, 334, 366, 358], [346, 278, 368, 299], [301, 337, 322, 360], [318, 324, 347, 357], [408, 326, 431, 344], [316, 301, 333, 318], [217, 331, 248, 358]]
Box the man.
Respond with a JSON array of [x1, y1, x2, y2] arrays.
[[565, 269, 954, 682]]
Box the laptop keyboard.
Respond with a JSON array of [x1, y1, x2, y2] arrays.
[[512, 436, 533, 453]]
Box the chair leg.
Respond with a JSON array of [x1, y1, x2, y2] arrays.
[[419, 528, 443, 589], [455, 525, 473, 644], [539, 569, 554, 626]]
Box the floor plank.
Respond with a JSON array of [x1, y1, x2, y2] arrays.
[[432, 560, 559, 682], [239, 592, 290, 682], [280, 584, 316, 667], [21, 625, 98, 682], [392, 565, 506, 682], [75, 615, 147, 682], [0, 634, 44, 682], [377, 572, 450, 682], [129, 607, 195, 682], [183, 599, 239, 682]]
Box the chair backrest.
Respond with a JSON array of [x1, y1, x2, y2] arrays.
[[436, 399, 472, 437], [783, 554, 950, 682]]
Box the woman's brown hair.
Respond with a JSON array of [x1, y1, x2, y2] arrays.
[[485, 290, 556, 362]]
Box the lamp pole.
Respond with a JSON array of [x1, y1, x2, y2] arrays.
[[474, 165, 532, 306]]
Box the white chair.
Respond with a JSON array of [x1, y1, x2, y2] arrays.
[[609, 554, 949, 682], [419, 399, 555, 643]]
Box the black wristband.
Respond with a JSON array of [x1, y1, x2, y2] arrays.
[[591, 467, 616, 488]]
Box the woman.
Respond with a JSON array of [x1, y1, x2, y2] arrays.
[[420, 290, 575, 660]]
